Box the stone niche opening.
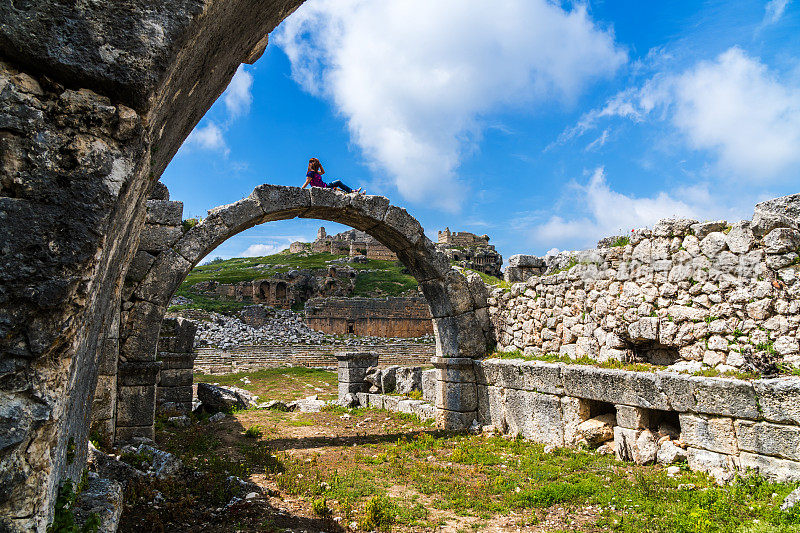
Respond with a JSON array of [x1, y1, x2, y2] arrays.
[[627, 341, 680, 366], [586, 399, 617, 419], [642, 408, 680, 435]]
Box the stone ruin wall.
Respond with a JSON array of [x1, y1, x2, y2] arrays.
[[475, 358, 800, 483], [303, 296, 433, 337], [490, 195, 800, 374], [155, 318, 197, 417]]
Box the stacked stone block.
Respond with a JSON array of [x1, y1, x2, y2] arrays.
[[504, 254, 547, 283], [477, 357, 800, 483], [91, 309, 120, 446], [114, 195, 184, 442], [336, 352, 378, 399], [156, 317, 197, 414], [490, 194, 800, 372], [433, 357, 479, 430]]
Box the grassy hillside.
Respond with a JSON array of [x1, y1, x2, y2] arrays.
[[172, 250, 418, 313]]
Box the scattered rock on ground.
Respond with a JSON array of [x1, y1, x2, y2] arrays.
[[73, 472, 123, 533], [197, 382, 257, 413], [577, 414, 616, 447]]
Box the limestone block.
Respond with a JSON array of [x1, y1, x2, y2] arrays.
[[396, 367, 422, 394], [764, 228, 800, 254], [653, 218, 697, 237], [774, 336, 800, 356], [561, 397, 591, 446], [172, 214, 228, 264], [657, 441, 687, 464], [667, 304, 708, 322], [138, 224, 183, 253], [628, 317, 658, 341], [735, 421, 800, 462], [435, 381, 477, 412], [431, 357, 475, 383], [158, 368, 192, 388], [635, 429, 658, 464], [561, 366, 670, 410], [699, 232, 728, 257], [398, 399, 424, 414], [657, 372, 759, 419], [336, 352, 379, 368], [338, 381, 365, 399], [356, 392, 369, 408], [739, 452, 800, 482], [686, 447, 737, 484], [368, 394, 384, 409], [422, 369, 436, 403], [209, 195, 264, 232], [145, 200, 183, 225], [253, 184, 311, 218], [381, 365, 398, 393], [504, 389, 564, 446], [725, 221, 754, 254], [691, 221, 727, 240], [91, 375, 117, 421], [614, 426, 637, 462], [477, 384, 492, 425], [116, 385, 157, 427], [679, 414, 738, 455], [158, 352, 195, 370], [125, 250, 155, 283], [349, 193, 390, 227], [412, 402, 437, 420], [754, 378, 800, 424], [615, 405, 650, 429], [382, 205, 425, 248], [156, 386, 192, 406], [436, 409, 477, 431], [115, 426, 155, 444]]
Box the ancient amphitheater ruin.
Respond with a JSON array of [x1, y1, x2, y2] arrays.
[[1, 2, 799, 531]]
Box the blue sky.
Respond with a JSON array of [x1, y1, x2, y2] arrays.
[[162, 0, 800, 263]]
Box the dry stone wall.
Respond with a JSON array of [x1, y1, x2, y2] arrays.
[[491, 195, 800, 374], [304, 296, 433, 337]]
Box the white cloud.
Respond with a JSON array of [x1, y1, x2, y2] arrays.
[[529, 167, 698, 250], [241, 242, 287, 257], [223, 65, 254, 118], [560, 47, 800, 184], [185, 122, 228, 154], [763, 0, 792, 25], [274, 0, 626, 211], [672, 47, 800, 182]]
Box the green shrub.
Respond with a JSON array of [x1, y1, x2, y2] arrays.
[[312, 497, 330, 517], [361, 495, 395, 531], [611, 236, 630, 247], [181, 218, 200, 232], [244, 425, 263, 438]]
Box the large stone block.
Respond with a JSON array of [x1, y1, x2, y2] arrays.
[[396, 367, 422, 394], [134, 248, 191, 305], [686, 447, 738, 484], [172, 214, 229, 264], [91, 375, 117, 421], [158, 368, 192, 388], [156, 386, 192, 406], [422, 369, 436, 403], [138, 224, 183, 253], [562, 397, 591, 446], [125, 250, 155, 283], [117, 361, 161, 386], [679, 414, 738, 455], [253, 184, 311, 219], [435, 381, 477, 412], [658, 372, 759, 419], [209, 195, 263, 232], [436, 409, 477, 431], [116, 385, 157, 427], [336, 351, 379, 368], [754, 378, 800, 425], [115, 426, 155, 444], [338, 381, 365, 399], [735, 421, 800, 462], [504, 389, 564, 446], [739, 452, 800, 482], [145, 200, 183, 225], [431, 357, 475, 383], [561, 366, 670, 410], [763, 228, 800, 254], [615, 405, 650, 429]]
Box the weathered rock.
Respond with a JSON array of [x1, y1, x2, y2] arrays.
[[781, 487, 800, 511], [396, 367, 422, 394], [339, 393, 359, 408], [197, 383, 256, 413], [73, 473, 123, 533], [576, 414, 615, 447], [381, 366, 399, 394], [657, 441, 687, 464]]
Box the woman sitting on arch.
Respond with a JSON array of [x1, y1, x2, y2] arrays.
[[301, 157, 364, 194]]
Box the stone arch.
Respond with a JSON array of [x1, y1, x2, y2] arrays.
[[274, 281, 287, 302], [0, 1, 490, 527], [115, 184, 493, 442]]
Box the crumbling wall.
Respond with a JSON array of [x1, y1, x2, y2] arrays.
[[491, 195, 800, 373], [304, 296, 433, 337], [156, 317, 197, 415]]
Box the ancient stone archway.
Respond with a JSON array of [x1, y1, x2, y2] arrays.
[[113, 184, 493, 442], [0, 1, 490, 528]]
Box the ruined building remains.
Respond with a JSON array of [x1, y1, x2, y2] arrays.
[[191, 265, 357, 309], [291, 226, 398, 261], [304, 296, 434, 337], [436, 228, 503, 277], [491, 195, 800, 372]]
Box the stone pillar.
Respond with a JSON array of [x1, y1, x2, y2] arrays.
[[115, 361, 161, 442], [156, 317, 197, 415], [90, 309, 120, 447], [336, 352, 378, 401], [432, 357, 478, 430], [113, 197, 184, 443]]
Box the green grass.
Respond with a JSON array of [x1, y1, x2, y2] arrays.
[[194, 367, 337, 402], [462, 268, 510, 288], [489, 350, 665, 373], [172, 251, 419, 311]]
